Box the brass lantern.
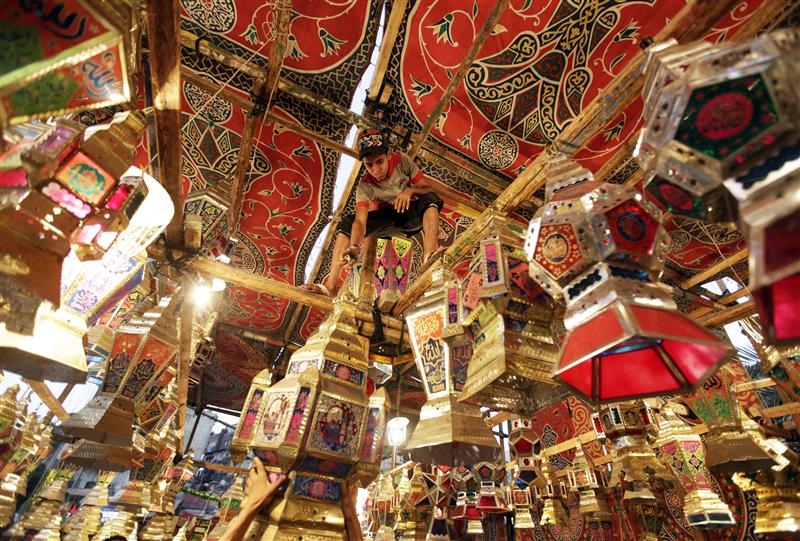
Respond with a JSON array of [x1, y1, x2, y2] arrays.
[[733, 470, 800, 535], [525, 155, 730, 404], [459, 215, 562, 414], [682, 361, 778, 472], [566, 443, 610, 520], [246, 295, 385, 541], [653, 405, 734, 528], [596, 402, 668, 489], [0, 1, 136, 126], [404, 269, 499, 465], [231, 367, 272, 464]]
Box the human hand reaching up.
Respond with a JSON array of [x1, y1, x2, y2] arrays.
[[242, 457, 285, 513]]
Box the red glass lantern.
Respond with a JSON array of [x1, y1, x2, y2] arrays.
[[525, 156, 730, 404]]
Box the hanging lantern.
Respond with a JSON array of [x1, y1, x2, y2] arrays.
[[353, 387, 391, 485], [682, 361, 778, 472], [426, 505, 453, 540], [597, 402, 669, 489], [452, 491, 483, 536], [0, 1, 136, 126], [525, 155, 730, 404], [653, 405, 734, 527], [508, 487, 535, 530], [636, 29, 800, 346], [533, 456, 567, 526], [184, 185, 231, 256], [0, 300, 87, 383], [636, 39, 736, 222], [458, 215, 561, 413], [725, 144, 800, 346], [246, 295, 384, 540], [231, 366, 272, 464], [733, 472, 800, 535], [566, 443, 611, 520], [404, 269, 499, 464], [472, 462, 509, 514]]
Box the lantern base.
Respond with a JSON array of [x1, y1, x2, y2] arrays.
[[683, 489, 735, 528], [705, 430, 777, 472]]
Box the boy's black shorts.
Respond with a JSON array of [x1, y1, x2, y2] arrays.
[[337, 192, 443, 239]]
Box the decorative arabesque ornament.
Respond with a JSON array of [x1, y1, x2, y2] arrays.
[[524, 155, 730, 403]]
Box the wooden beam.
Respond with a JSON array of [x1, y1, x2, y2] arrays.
[[147, 245, 405, 334], [697, 299, 756, 328], [680, 248, 749, 290], [146, 0, 183, 246], [24, 379, 70, 422], [367, 0, 408, 101], [177, 291, 194, 449], [392, 0, 743, 316], [408, 0, 510, 158], [182, 29, 375, 132], [227, 0, 292, 235]]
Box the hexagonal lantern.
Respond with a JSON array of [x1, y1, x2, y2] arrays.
[[526, 156, 729, 403], [525, 155, 670, 303], [638, 30, 800, 191]]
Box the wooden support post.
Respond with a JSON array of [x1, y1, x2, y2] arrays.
[[367, 0, 408, 101], [145, 0, 183, 246], [24, 379, 69, 422], [408, 0, 511, 158]]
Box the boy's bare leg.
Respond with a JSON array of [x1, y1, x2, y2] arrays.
[[421, 206, 441, 260]]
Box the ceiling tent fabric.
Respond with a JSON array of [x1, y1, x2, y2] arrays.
[[176, 0, 381, 409]]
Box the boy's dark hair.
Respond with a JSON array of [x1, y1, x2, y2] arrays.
[[357, 128, 388, 159]]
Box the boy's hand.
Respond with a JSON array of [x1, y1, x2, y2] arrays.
[[242, 457, 286, 513], [393, 187, 414, 213]]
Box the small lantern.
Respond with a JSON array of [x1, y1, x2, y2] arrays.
[[566, 444, 610, 519], [653, 405, 735, 528], [509, 487, 535, 530], [459, 215, 560, 412], [598, 402, 668, 488], [733, 472, 800, 535], [683, 361, 778, 472], [231, 367, 272, 464], [525, 156, 730, 404]]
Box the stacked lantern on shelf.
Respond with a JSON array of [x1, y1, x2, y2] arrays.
[[62, 472, 113, 541], [652, 404, 735, 528], [236, 294, 389, 541], [458, 214, 563, 414], [524, 155, 731, 403], [636, 28, 800, 346], [204, 476, 245, 541]]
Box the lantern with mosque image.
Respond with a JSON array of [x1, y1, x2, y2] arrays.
[[238, 293, 387, 541], [524, 155, 731, 403]]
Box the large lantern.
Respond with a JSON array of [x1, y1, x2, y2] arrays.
[[637, 29, 800, 346], [0, 0, 136, 126], [525, 156, 730, 403], [244, 294, 386, 541]]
